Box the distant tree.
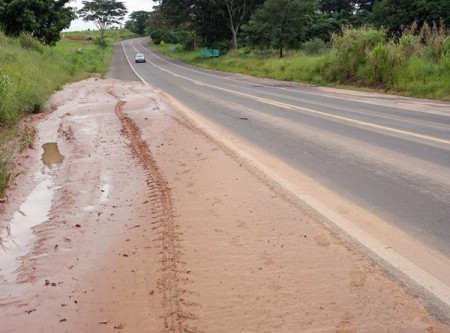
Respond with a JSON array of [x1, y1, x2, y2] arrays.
[[354, 0, 374, 12], [125, 10, 151, 35], [209, 0, 260, 49], [319, 0, 352, 15], [308, 14, 340, 41], [160, 0, 194, 28], [0, 0, 76, 45], [146, 6, 171, 32], [318, 0, 375, 26], [371, 0, 450, 33], [160, 0, 231, 47], [78, 0, 127, 40], [246, 0, 317, 57]]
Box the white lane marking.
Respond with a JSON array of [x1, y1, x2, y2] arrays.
[[128, 40, 450, 146], [166, 94, 450, 313], [302, 195, 450, 310], [121, 42, 149, 85], [135, 39, 450, 118]]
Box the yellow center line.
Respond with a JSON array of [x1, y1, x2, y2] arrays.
[[128, 41, 450, 146]]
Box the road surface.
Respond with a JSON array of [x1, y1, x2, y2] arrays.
[[110, 38, 450, 258]]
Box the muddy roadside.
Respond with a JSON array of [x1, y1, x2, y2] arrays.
[[0, 78, 449, 332]]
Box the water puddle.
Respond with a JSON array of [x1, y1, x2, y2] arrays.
[[0, 143, 64, 283], [41, 142, 64, 168]]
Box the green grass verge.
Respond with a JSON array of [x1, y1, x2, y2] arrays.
[[0, 28, 135, 196], [0, 159, 9, 197], [0, 28, 135, 126], [156, 42, 450, 101]]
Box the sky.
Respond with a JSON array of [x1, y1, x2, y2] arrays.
[[67, 0, 156, 31]]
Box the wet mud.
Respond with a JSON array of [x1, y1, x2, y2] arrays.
[[0, 78, 448, 332]]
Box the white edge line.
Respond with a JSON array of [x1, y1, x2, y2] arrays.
[[121, 41, 149, 86], [162, 93, 450, 316], [135, 38, 450, 117], [118, 39, 450, 315], [131, 40, 449, 146]]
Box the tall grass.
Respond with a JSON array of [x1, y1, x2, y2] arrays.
[[158, 25, 450, 101], [0, 158, 9, 197], [0, 28, 134, 195], [0, 28, 134, 126], [320, 25, 450, 98]]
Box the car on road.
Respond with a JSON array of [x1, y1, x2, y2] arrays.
[[135, 53, 145, 63]]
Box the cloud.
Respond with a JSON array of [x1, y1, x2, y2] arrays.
[[67, 0, 156, 32]]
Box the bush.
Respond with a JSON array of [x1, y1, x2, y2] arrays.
[[398, 34, 422, 57], [94, 37, 108, 48], [0, 158, 9, 197], [171, 30, 196, 51], [0, 29, 123, 126], [331, 26, 386, 81], [419, 21, 449, 60], [365, 42, 401, 85], [208, 40, 231, 54], [302, 38, 328, 55], [18, 33, 44, 53], [150, 29, 176, 44]]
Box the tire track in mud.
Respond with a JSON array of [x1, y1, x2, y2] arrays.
[[108, 89, 203, 333]]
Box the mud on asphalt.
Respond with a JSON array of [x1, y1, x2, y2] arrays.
[[0, 78, 449, 333]]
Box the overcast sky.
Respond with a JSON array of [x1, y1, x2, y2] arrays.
[[67, 0, 156, 31]]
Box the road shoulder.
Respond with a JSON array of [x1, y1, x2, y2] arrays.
[[0, 78, 448, 332]]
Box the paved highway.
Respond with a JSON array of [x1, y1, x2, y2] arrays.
[[109, 38, 450, 257]]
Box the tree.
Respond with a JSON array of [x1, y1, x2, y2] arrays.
[[210, 0, 259, 49], [146, 6, 172, 33], [125, 11, 151, 35], [371, 0, 450, 33], [318, 0, 375, 26], [160, 0, 231, 47], [319, 0, 352, 15], [78, 0, 127, 40], [0, 0, 76, 45], [246, 0, 317, 57]]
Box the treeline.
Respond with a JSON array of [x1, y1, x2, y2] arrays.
[[143, 0, 450, 56]]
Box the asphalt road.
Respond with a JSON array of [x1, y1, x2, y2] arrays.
[[108, 38, 450, 257]]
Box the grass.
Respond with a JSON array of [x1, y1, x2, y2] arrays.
[[159, 44, 331, 85], [0, 28, 135, 196], [155, 27, 450, 101], [0, 159, 9, 198], [0, 28, 135, 126]]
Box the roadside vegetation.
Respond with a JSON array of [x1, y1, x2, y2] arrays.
[[147, 0, 449, 100], [156, 24, 450, 101], [0, 28, 134, 126], [0, 28, 134, 197], [0, 0, 132, 198]]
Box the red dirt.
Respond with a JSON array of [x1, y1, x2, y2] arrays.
[[0, 78, 449, 332]]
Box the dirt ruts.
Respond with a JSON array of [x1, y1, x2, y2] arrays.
[[2, 78, 448, 332], [108, 89, 202, 333]]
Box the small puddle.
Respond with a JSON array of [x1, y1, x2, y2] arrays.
[[41, 142, 64, 168], [0, 143, 64, 283]]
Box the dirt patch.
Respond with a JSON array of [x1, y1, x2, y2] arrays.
[[0, 78, 448, 332]]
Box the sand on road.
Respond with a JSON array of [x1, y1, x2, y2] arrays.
[[0, 78, 448, 332]]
